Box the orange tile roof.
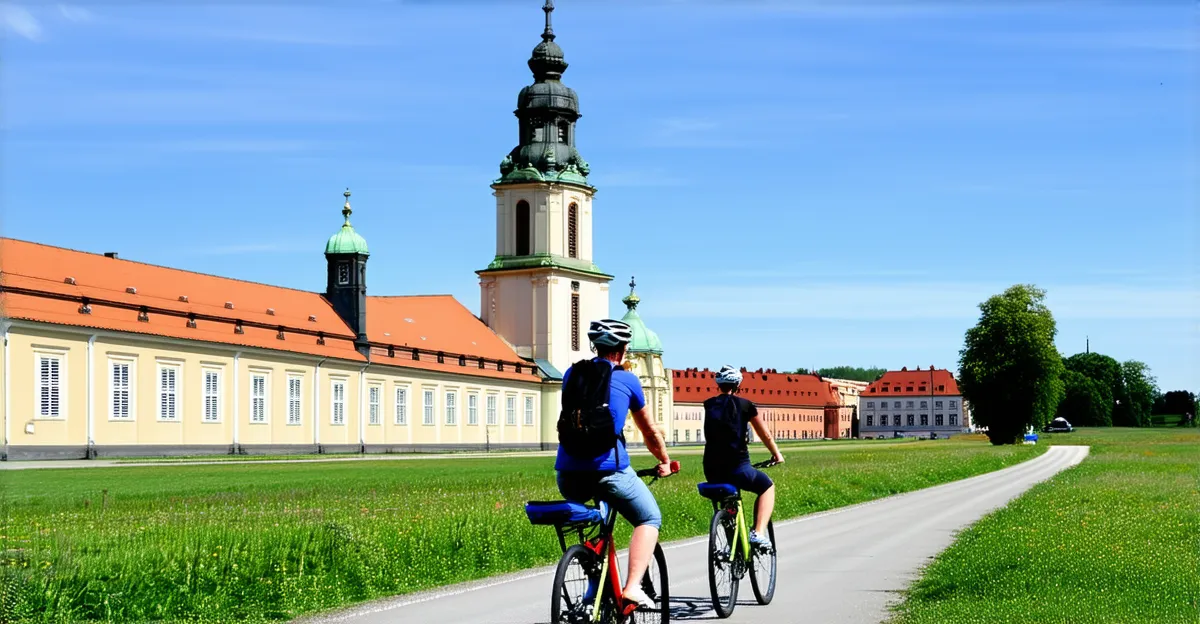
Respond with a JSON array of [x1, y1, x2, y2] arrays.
[[0, 238, 538, 382], [864, 367, 960, 396], [671, 367, 840, 407]]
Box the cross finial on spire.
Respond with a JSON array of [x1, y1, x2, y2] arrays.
[[622, 276, 640, 310], [342, 188, 353, 223], [542, 0, 555, 41]]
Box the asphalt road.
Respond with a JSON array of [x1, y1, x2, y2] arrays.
[[295, 445, 1089, 624]]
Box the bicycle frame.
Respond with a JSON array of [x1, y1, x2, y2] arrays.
[[548, 461, 679, 621], [725, 498, 753, 565]]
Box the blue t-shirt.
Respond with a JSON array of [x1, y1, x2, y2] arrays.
[[555, 359, 646, 472]]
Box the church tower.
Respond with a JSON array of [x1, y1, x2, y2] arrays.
[[477, 0, 612, 376]]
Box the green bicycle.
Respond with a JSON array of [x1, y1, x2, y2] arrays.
[[696, 459, 779, 618]]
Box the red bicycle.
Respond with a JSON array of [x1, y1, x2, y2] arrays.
[[526, 461, 680, 623]]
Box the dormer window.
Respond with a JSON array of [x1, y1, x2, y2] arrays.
[[337, 263, 350, 285]]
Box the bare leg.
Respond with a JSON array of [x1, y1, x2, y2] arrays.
[[753, 485, 776, 535], [623, 525, 659, 595]]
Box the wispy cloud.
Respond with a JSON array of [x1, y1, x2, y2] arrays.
[[1, 4, 41, 40], [650, 281, 1199, 321], [967, 29, 1200, 53], [57, 4, 91, 22]]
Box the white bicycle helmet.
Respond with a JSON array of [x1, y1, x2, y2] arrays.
[[715, 365, 743, 386], [588, 319, 633, 348]]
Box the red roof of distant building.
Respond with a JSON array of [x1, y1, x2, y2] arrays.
[[864, 367, 959, 396], [671, 367, 840, 407], [0, 238, 538, 382]]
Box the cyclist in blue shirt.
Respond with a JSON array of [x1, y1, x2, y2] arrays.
[[555, 319, 673, 609], [703, 365, 784, 549]]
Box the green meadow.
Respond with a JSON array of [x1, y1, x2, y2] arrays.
[[890, 428, 1200, 624], [2, 437, 1040, 623]]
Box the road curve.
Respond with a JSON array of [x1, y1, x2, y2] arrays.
[[294, 445, 1089, 624]]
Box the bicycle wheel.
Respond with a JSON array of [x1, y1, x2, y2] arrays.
[[749, 520, 776, 605], [629, 542, 670, 624], [551, 544, 603, 624], [707, 508, 739, 618]]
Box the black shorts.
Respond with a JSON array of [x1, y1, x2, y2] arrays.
[[704, 462, 774, 495]]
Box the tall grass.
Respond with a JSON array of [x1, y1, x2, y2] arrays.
[[889, 428, 1200, 624], [2, 438, 1041, 622]]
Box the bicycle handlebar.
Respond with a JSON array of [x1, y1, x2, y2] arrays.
[[635, 460, 681, 479]]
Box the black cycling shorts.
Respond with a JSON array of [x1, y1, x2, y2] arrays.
[[704, 462, 774, 495]]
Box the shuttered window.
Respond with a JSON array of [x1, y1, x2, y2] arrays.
[[36, 355, 62, 418]]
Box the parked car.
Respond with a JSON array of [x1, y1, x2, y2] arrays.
[[1043, 417, 1074, 433]]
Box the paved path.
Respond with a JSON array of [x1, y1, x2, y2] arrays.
[[294, 445, 1089, 624]]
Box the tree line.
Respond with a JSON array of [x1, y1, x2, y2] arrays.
[[958, 284, 1197, 445]]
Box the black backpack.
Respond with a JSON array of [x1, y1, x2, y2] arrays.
[[558, 359, 625, 458]]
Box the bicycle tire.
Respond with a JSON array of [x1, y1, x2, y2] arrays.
[[629, 543, 670, 624], [551, 544, 603, 624], [707, 508, 739, 618], [749, 520, 777, 605]]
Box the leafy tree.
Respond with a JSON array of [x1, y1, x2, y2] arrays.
[[959, 284, 1065, 445], [1057, 369, 1109, 426], [1154, 390, 1196, 416], [812, 366, 887, 383], [1061, 352, 1121, 426], [1117, 360, 1157, 427]]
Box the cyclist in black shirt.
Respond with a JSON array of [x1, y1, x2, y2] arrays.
[[702, 365, 785, 548]]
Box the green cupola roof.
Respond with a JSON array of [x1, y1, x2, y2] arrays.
[[620, 277, 663, 355], [325, 189, 369, 256]]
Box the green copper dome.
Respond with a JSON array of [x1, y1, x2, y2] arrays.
[[620, 277, 663, 355], [325, 189, 369, 256]]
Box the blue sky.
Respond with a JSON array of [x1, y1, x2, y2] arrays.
[[2, 1, 1196, 391]]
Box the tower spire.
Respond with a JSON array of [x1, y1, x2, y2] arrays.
[[342, 188, 353, 224], [542, 0, 554, 41]]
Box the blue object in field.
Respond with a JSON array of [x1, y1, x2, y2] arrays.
[[1023, 432, 1039, 443]]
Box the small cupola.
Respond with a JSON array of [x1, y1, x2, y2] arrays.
[[324, 188, 370, 355], [620, 276, 663, 355]]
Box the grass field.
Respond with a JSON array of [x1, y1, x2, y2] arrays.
[[1, 437, 1040, 623], [106, 437, 916, 464], [889, 428, 1200, 624]]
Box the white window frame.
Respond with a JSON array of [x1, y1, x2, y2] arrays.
[[250, 371, 269, 424], [423, 388, 435, 426], [394, 386, 409, 425], [157, 361, 182, 421], [33, 349, 67, 420], [468, 393, 479, 425], [505, 395, 516, 426], [368, 384, 382, 425], [331, 378, 347, 425], [202, 367, 223, 423], [524, 395, 535, 426], [108, 356, 136, 421], [486, 394, 498, 426], [445, 390, 457, 425], [949, 400, 958, 408], [287, 374, 303, 426]]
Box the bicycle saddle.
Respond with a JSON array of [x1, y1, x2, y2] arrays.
[[696, 483, 740, 500]]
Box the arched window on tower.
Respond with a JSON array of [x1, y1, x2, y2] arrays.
[[515, 200, 530, 256], [567, 202, 578, 259], [557, 121, 569, 144]]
